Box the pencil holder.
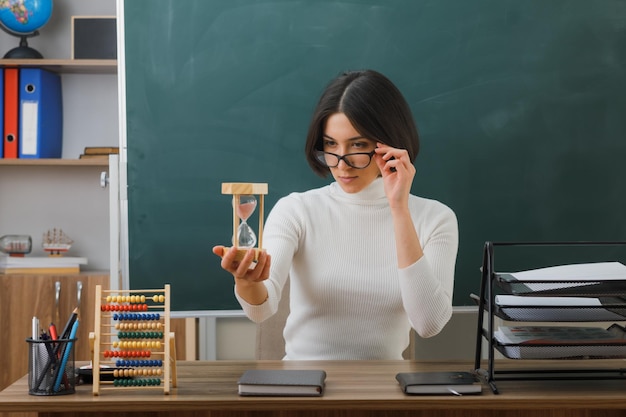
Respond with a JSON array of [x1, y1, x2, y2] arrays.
[[27, 338, 77, 396]]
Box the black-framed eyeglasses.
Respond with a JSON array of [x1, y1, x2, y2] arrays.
[[314, 150, 376, 169]]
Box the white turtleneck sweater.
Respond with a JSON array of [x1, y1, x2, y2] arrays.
[[235, 177, 458, 360]]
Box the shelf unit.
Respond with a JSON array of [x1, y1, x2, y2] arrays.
[[0, 57, 120, 391], [0, 58, 117, 166], [0, 158, 109, 166], [0, 59, 116, 74], [474, 241, 626, 394], [0, 58, 118, 265]]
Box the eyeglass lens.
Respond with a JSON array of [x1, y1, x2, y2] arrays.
[[315, 151, 374, 169]]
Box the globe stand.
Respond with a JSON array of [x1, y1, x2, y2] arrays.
[[1, 26, 43, 59]]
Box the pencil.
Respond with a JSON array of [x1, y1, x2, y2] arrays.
[[34, 308, 80, 390], [59, 307, 79, 341], [53, 318, 79, 392]]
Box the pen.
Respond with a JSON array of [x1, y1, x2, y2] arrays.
[[447, 388, 462, 396], [40, 332, 58, 371], [41, 332, 55, 358], [48, 322, 69, 389], [30, 317, 39, 388], [31, 316, 39, 339], [34, 311, 77, 391], [53, 318, 79, 392]]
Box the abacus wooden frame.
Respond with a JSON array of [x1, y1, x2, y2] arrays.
[[90, 285, 177, 395]]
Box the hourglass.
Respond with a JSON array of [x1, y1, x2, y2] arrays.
[[219, 182, 268, 261], [235, 194, 258, 248]]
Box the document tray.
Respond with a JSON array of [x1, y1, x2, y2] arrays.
[[494, 295, 626, 322], [496, 274, 626, 297], [494, 319, 626, 360]]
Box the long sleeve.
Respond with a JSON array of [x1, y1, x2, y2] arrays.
[[399, 203, 458, 338]]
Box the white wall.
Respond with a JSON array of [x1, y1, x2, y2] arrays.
[[216, 317, 257, 360], [210, 308, 480, 361]]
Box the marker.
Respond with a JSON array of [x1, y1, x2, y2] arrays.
[[49, 323, 58, 341]]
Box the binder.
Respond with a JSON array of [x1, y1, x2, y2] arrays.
[[3, 68, 19, 159], [18, 68, 63, 159], [0, 68, 3, 158]]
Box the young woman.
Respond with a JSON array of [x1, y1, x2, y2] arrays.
[[213, 69, 458, 360]]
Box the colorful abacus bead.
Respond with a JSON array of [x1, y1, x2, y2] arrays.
[[113, 378, 162, 387], [151, 295, 164, 303]]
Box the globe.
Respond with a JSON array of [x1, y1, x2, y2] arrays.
[[0, 0, 54, 58]]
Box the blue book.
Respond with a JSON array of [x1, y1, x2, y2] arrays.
[[18, 68, 63, 158], [0, 68, 3, 158]]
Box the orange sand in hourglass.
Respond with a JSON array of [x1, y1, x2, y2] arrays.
[[219, 182, 268, 261], [237, 199, 257, 220]]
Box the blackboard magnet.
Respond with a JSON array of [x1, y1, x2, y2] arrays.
[[221, 182, 269, 262]]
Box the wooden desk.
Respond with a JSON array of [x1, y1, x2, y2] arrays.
[[2, 360, 626, 417]]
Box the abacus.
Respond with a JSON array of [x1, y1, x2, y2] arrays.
[[90, 285, 177, 395]]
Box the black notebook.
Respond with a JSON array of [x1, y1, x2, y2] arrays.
[[238, 369, 327, 396], [395, 371, 482, 395]]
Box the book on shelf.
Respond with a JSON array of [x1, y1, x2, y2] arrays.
[[79, 154, 109, 160], [0, 255, 87, 274], [79, 146, 119, 160], [84, 146, 119, 155], [237, 369, 326, 396], [395, 371, 482, 395]]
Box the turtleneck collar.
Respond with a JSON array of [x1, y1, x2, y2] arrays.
[[329, 177, 387, 203]]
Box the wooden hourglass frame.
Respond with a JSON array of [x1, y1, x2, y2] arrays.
[[220, 182, 268, 261]]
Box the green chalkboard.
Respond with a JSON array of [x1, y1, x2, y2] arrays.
[[124, 0, 626, 311]]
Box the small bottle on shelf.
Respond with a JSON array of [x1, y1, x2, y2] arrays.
[[0, 235, 32, 257]]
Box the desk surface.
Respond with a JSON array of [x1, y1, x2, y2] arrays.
[[2, 360, 626, 417]]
